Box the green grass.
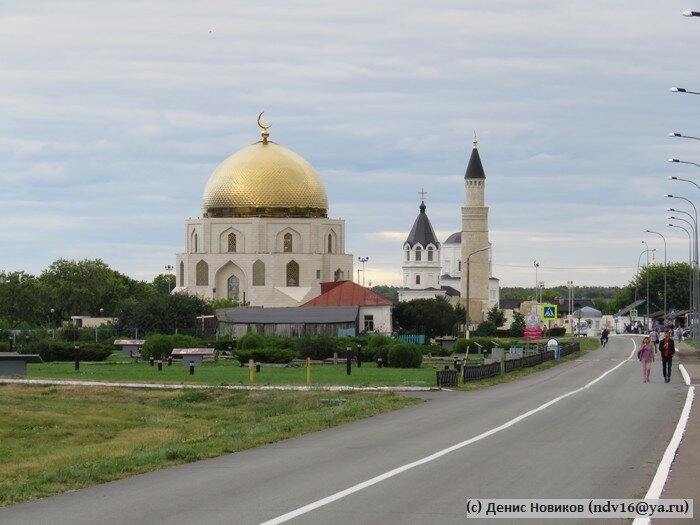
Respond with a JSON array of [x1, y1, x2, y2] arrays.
[[0, 384, 418, 506], [25, 338, 598, 388]]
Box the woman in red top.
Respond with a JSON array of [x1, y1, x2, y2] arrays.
[[660, 330, 675, 383]]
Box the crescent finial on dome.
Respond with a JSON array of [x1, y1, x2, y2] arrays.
[[257, 111, 271, 144], [472, 131, 478, 149]]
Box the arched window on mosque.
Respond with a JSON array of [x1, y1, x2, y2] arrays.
[[334, 269, 343, 281], [228, 232, 237, 253], [284, 233, 293, 253], [415, 246, 421, 261], [179, 261, 184, 287], [458, 260, 462, 271], [405, 246, 410, 261], [327, 234, 333, 253], [427, 246, 434, 262], [196, 260, 208, 286], [193, 233, 198, 253], [253, 260, 265, 286], [286, 261, 299, 287]]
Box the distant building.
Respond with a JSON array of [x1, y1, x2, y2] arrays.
[[302, 280, 393, 334]]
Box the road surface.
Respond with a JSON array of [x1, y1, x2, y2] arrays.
[[0, 336, 686, 525]]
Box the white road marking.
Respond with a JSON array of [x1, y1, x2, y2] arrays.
[[632, 386, 695, 525], [259, 340, 639, 525], [679, 364, 691, 386]]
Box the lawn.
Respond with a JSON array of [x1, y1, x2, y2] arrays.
[[0, 384, 418, 506], [25, 338, 598, 388]]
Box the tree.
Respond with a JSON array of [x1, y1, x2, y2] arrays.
[[486, 304, 506, 327], [116, 292, 207, 336], [152, 273, 176, 296], [0, 272, 44, 328], [392, 297, 459, 338], [610, 262, 691, 314], [510, 311, 526, 337]]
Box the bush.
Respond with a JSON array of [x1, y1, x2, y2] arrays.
[[235, 348, 296, 364], [367, 333, 392, 349], [453, 338, 470, 354], [171, 334, 201, 350], [142, 334, 174, 360], [475, 321, 497, 337], [388, 342, 423, 368], [546, 327, 566, 337], [294, 335, 339, 360], [264, 336, 296, 350], [238, 332, 266, 350], [24, 340, 111, 362]]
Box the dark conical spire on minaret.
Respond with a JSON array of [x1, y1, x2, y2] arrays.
[[405, 200, 440, 248], [464, 135, 486, 180]]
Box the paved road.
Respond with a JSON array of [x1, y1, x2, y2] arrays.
[[0, 336, 686, 525]]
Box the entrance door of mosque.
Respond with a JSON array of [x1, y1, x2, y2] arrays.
[[227, 275, 240, 300]]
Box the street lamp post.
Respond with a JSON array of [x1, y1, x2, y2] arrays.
[[669, 132, 700, 141], [671, 87, 700, 95], [50, 308, 56, 340], [645, 230, 668, 325], [533, 261, 539, 304], [668, 223, 693, 323], [164, 265, 174, 293], [466, 246, 491, 339], [566, 280, 574, 334], [357, 257, 369, 287], [666, 192, 700, 338]]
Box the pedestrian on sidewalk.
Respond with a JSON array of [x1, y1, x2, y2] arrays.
[[639, 336, 654, 382], [649, 327, 659, 353], [660, 330, 675, 383], [675, 326, 683, 344]]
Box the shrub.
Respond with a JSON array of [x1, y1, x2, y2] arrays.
[[264, 336, 296, 350], [24, 340, 111, 362], [294, 335, 339, 360], [171, 334, 201, 350], [235, 348, 296, 364], [546, 327, 566, 337], [452, 338, 470, 354], [475, 321, 497, 337], [238, 332, 266, 350], [367, 333, 392, 349], [388, 342, 423, 368], [142, 334, 174, 360]]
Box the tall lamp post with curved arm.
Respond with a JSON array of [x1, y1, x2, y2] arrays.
[[668, 222, 694, 321], [640, 242, 655, 329], [666, 190, 700, 337], [644, 230, 667, 325], [465, 246, 491, 339]]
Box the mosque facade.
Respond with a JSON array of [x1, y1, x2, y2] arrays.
[[174, 118, 353, 307]]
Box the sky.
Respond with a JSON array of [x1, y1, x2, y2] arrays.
[[3, 0, 700, 289]]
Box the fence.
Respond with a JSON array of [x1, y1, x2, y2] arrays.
[[399, 334, 426, 345], [460, 343, 579, 383]]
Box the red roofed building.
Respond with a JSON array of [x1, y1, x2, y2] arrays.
[[301, 280, 393, 334]]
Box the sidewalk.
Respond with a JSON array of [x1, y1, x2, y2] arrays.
[[654, 340, 699, 524]]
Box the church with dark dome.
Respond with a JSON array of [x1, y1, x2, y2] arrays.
[[174, 116, 353, 306]]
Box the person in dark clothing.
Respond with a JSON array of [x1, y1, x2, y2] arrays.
[[660, 330, 675, 383]]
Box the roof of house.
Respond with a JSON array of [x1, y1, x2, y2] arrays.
[[301, 280, 393, 307], [216, 306, 359, 324], [405, 201, 440, 248], [171, 348, 216, 356], [114, 339, 145, 346]]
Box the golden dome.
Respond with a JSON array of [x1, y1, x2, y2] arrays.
[[202, 132, 329, 218]]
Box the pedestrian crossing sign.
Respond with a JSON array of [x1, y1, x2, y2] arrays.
[[630, 309, 638, 320], [541, 304, 558, 320]]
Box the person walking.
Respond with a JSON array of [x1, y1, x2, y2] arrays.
[[675, 326, 683, 344], [660, 330, 676, 383], [639, 336, 654, 382], [649, 327, 659, 354]]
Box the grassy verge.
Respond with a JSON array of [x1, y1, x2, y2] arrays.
[[0, 384, 418, 507], [26, 339, 597, 388]]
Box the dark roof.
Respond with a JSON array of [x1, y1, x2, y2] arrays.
[[441, 285, 461, 297], [465, 146, 486, 180], [216, 306, 359, 324], [444, 231, 461, 244], [0, 353, 43, 363], [500, 299, 522, 310], [405, 201, 440, 248]]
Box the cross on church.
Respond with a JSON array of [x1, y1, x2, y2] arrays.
[[419, 188, 427, 201]]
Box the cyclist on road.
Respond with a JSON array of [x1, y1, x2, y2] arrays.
[[600, 327, 609, 347]]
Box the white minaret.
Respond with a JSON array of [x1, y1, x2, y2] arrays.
[[461, 136, 491, 324]]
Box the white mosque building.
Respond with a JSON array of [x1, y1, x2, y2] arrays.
[[174, 117, 354, 307]]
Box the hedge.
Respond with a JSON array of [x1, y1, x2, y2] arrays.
[[24, 340, 111, 362], [235, 348, 296, 364]]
